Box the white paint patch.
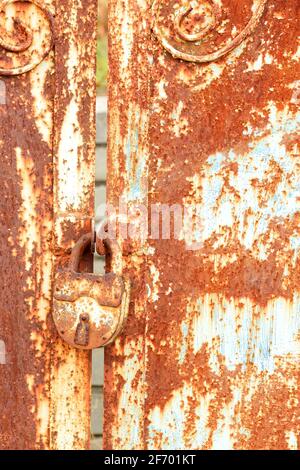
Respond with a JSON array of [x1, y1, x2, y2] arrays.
[[119, 4, 134, 71], [246, 52, 274, 72], [286, 431, 298, 450], [57, 42, 84, 212], [148, 263, 160, 302], [0, 340, 6, 365], [115, 336, 145, 449], [15, 147, 38, 274], [30, 59, 53, 144], [51, 350, 88, 449], [157, 79, 168, 100], [171, 101, 189, 137], [211, 388, 241, 450]]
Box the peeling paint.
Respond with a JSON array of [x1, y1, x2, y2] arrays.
[[105, 0, 300, 451], [0, 0, 96, 449]]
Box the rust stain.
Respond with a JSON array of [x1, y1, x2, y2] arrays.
[[152, 0, 268, 63], [0, 0, 54, 76], [105, 0, 300, 450], [51, 0, 97, 450], [0, 21, 54, 450], [0, 0, 97, 449]]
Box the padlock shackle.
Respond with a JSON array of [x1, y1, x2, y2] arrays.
[[96, 222, 123, 276], [69, 233, 93, 272], [69, 231, 122, 275]]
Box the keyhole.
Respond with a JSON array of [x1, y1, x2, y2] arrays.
[[74, 314, 90, 347]]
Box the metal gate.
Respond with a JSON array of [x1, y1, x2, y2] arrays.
[[0, 0, 299, 451], [0, 0, 96, 449], [104, 0, 300, 450]]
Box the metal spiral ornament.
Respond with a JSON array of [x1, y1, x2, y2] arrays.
[[0, 0, 54, 76], [152, 0, 267, 63]]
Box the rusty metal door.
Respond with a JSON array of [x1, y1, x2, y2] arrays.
[[105, 0, 300, 450], [0, 0, 96, 449]]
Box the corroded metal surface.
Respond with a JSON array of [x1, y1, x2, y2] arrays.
[[0, 0, 96, 449], [152, 0, 267, 63], [105, 0, 300, 450], [51, 0, 97, 450], [0, 0, 54, 75]]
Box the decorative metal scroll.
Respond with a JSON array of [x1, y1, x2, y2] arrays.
[[152, 0, 267, 63], [0, 0, 54, 76]]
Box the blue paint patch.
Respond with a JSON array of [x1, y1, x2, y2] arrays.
[[193, 294, 300, 373], [127, 156, 146, 202], [124, 112, 147, 202], [204, 177, 223, 207], [125, 135, 132, 175], [290, 236, 300, 250], [199, 109, 300, 245], [147, 406, 186, 450], [207, 152, 224, 173]]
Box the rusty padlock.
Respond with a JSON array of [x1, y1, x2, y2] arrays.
[[53, 233, 130, 349]]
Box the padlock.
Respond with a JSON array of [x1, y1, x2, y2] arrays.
[[53, 233, 130, 349]]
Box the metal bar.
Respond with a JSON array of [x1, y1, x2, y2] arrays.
[[51, 0, 97, 450], [105, 0, 300, 450], [0, 0, 55, 450], [0, 0, 97, 449], [104, 0, 152, 449]]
